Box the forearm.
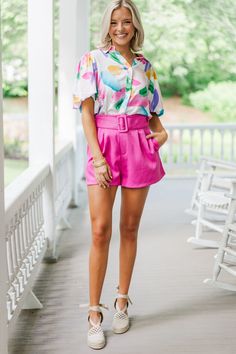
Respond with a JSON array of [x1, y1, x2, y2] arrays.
[[148, 113, 168, 145], [81, 101, 103, 159], [149, 113, 164, 132]]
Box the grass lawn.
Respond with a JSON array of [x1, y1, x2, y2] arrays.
[[4, 158, 28, 187]]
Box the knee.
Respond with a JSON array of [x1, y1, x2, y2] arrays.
[[120, 221, 138, 242], [92, 223, 111, 248]]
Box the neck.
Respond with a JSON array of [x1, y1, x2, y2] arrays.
[[112, 43, 132, 56]]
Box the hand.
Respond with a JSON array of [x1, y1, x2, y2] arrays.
[[94, 162, 113, 188], [145, 130, 167, 147]]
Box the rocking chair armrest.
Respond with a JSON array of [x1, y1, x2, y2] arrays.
[[206, 160, 236, 171]]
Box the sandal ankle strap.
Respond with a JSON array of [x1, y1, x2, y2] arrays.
[[116, 293, 133, 305], [115, 285, 133, 305], [80, 303, 109, 325], [89, 304, 109, 312], [79, 303, 109, 312]]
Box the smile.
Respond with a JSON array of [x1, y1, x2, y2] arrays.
[[115, 34, 128, 38]]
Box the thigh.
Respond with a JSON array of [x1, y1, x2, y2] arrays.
[[120, 186, 150, 227], [87, 185, 119, 226]]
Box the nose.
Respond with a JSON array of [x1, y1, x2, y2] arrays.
[[117, 22, 124, 31]]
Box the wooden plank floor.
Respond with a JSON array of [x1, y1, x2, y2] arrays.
[[9, 178, 236, 354]]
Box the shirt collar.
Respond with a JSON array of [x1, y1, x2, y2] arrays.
[[103, 44, 144, 62]]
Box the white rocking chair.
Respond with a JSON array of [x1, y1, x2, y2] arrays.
[[204, 223, 236, 291], [187, 179, 236, 248], [185, 156, 236, 218]]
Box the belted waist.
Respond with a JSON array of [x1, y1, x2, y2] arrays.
[[94, 114, 149, 132]]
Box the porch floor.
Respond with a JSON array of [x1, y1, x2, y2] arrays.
[[9, 178, 236, 354]]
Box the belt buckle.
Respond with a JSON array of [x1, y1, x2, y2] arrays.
[[118, 115, 128, 132]]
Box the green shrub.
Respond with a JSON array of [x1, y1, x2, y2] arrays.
[[4, 139, 28, 159], [3, 81, 28, 97], [188, 81, 236, 122]]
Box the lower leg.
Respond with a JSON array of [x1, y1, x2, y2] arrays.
[[117, 186, 149, 311], [87, 185, 118, 325], [89, 236, 110, 324], [118, 230, 138, 310]]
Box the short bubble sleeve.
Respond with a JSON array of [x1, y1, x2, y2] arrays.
[[72, 52, 98, 112], [148, 64, 164, 118]]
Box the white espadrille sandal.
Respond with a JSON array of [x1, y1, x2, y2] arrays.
[[80, 303, 109, 349], [112, 286, 133, 334]]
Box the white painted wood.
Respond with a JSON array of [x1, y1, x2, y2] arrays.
[[54, 142, 74, 226], [4, 165, 49, 329], [21, 290, 43, 310], [28, 0, 57, 259], [28, 0, 55, 165], [0, 8, 8, 353], [56, 216, 72, 230], [58, 0, 90, 203], [204, 278, 236, 292], [163, 123, 236, 168], [2, 144, 73, 338], [58, 0, 90, 140], [188, 177, 236, 248], [204, 216, 236, 291], [185, 156, 236, 216], [187, 237, 219, 248]]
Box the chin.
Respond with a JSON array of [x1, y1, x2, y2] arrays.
[[112, 38, 132, 47]]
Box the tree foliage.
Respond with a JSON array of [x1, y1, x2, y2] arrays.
[[90, 0, 236, 96], [1, 0, 236, 98]]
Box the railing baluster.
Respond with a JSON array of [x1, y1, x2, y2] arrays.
[[210, 129, 214, 157], [179, 128, 183, 165], [168, 128, 173, 166], [232, 132, 236, 161], [163, 123, 236, 169], [189, 128, 193, 166], [220, 130, 224, 159]]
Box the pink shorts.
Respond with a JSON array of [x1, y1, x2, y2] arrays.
[[86, 114, 165, 188]]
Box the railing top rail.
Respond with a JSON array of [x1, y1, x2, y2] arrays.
[[55, 140, 73, 165], [200, 156, 236, 170], [164, 123, 236, 129], [5, 163, 50, 221]]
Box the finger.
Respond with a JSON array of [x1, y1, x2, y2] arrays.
[[99, 174, 109, 187], [98, 179, 106, 188], [103, 165, 112, 180], [104, 172, 111, 182], [146, 134, 154, 139], [108, 168, 113, 179]]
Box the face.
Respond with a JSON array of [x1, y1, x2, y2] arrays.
[[108, 6, 135, 50]]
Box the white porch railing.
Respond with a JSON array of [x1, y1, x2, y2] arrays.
[[55, 142, 74, 225], [162, 123, 236, 168], [3, 142, 74, 336]]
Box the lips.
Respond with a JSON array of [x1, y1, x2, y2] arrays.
[[115, 34, 127, 38]]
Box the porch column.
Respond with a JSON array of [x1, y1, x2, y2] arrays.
[[0, 7, 8, 354], [28, 0, 57, 259], [58, 0, 90, 203]]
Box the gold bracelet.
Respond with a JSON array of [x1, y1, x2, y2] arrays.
[[92, 156, 107, 167], [93, 160, 107, 168], [92, 157, 106, 164], [92, 154, 104, 161]]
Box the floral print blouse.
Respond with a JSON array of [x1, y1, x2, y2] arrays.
[[73, 45, 164, 120]]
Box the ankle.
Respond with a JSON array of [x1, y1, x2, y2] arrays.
[[89, 311, 102, 326], [117, 298, 128, 311], [89, 311, 101, 319]]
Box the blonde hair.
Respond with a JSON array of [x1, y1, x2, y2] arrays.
[[97, 0, 144, 53]]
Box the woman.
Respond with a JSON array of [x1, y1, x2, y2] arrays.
[[73, 0, 168, 349]]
